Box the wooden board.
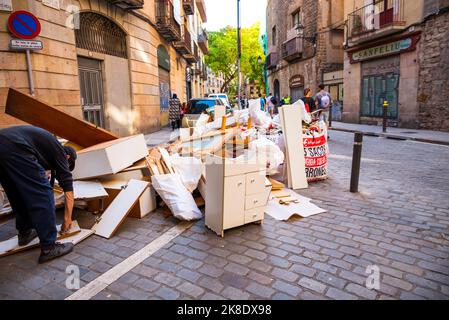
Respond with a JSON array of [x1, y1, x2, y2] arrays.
[[92, 179, 149, 239], [158, 147, 175, 174], [73, 181, 108, 200], [5, 88, 118, 148], [279, 106, 308, 190], [0, 221, 81, 257], [72, 135, 149, 180]]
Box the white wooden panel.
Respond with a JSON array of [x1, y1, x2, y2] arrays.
[[245, 171, 267, 195], [222, 175, 245, 230], [72, 135, 148, 180], [279, 106, 308, 190], [93, 179, 149, 239], [205, 161, 224, 236], [73, 181, 108, 200]]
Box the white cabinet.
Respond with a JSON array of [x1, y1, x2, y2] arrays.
[[205, 155, 272, 237]]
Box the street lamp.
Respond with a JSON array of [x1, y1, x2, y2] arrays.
[[257, 56, 262, 64]]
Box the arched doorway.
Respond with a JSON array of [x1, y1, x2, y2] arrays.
[[75, 12, 131, 134], [273, 79, 280, 101], [157, 45, 171, 119]]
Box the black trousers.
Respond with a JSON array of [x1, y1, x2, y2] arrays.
[[171, 119, 181, 130], [0, 140, 57, 249]]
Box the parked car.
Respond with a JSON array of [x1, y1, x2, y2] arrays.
[[182, 98, 232, 127], [208, 93, 231, 108]]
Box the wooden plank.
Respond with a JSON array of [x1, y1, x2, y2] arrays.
[[279, 106, 308, 190], [92, 179, 149, 239], [158, 147, 175, 174], [5, 88, 118, 148], [73, 181, 108, 200], [72, 135, 149, 180], [0, 221, 81, 257]]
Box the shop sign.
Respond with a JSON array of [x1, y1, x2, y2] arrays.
[[348, 33, 420, 64], [0, 0, 12, 11], [289, 75, 304, 88]]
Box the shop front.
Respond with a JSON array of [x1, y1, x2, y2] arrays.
[[344, 32, 421, 127]]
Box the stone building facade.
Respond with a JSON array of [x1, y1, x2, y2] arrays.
[[343, 0, 449, 131], [417, 1, 449, 131], [265, 0, 344, 104], [0, 0, 208, 135]]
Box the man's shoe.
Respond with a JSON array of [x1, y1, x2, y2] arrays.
[[38, 243, 74, 264], [18, 229, 38, 246]]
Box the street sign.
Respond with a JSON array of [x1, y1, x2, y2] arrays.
[[10, 39, 43, 50], [7, 10, 41, 39]]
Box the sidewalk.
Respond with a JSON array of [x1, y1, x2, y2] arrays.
[[145, 126, 179, 147], [330, 121, 449, 146]]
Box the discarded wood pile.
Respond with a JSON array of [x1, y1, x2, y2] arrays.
[[1, 89, 325, 256]]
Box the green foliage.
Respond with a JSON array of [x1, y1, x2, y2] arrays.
[[206, 23, 265, 93]]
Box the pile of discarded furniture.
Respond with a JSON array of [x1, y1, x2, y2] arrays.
[[0, 88, 326, 257]]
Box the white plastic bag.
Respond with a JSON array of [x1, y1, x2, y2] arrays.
[[151, 174, 202, 221], [170, 155, 203, 193], [249, 137, 285, 176], [248, 99, 273, 129]]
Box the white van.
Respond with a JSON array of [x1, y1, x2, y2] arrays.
[[208, 93, 231, 108]]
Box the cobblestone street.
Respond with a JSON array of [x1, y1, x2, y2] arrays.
[[1, 131, 448, 300]]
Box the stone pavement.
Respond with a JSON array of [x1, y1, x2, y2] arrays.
[[1, 131, 449, 300], [330, 121, 449, 146]]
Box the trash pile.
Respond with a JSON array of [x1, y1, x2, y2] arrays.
[[1, 88, 327, 257]]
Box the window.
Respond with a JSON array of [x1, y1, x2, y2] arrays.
[[293, 9, 301, 29], [272, 26, 277, 45]]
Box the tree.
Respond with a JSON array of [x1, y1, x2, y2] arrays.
[[205, 23, 265, 94]]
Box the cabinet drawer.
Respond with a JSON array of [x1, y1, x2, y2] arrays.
[[244, 207, 265, 224], [245, 192, 269, 210], [245, 171, 266, 195]]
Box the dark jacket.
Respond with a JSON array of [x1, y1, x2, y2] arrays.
[[0, 126, 73, 192], [301, 97, 316, 112]]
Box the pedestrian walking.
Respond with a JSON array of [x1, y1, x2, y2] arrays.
[[259, 93, 266, 111], [169, 93, 182, 130], [0, 126, 77, 263], [267, 93, 276, 118], [301, 88, 316, 113], [315, 84, 332, 138]]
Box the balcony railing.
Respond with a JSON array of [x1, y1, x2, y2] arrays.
[[348, 0, 405, 39], [106, 0, 144, 10], [174, 24, 192, 55], [266, 52, 278, 69], [198, 31, 209, 54], [183, 0, 194, 15], [201, 64, 208, 80], [155, 0, 181, 42], [281, 35, 303, 62], [184, 42, 199, 64]]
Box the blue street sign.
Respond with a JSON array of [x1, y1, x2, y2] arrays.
[[7, 10, 41, 40]]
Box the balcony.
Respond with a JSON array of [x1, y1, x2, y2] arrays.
[[183, 0, 194, 15], [184, 42, 199, 64], [155, 0, 181, 42], [201, 64, 208, 80], [266, 52, 278, 69], [174, 24, 192, 55], [348, 0, 406, 44], [196, 0, 207, 22], [282, 35, 303, 62], [198, 31, 209, 54], [106, 0, 144, 10]]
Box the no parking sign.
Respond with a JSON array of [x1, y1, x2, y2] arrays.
[[8, 10, 41, 39]]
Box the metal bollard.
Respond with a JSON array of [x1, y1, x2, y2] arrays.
[[350, 132, 364, 193], [328, 103, 333, 128], [382, 100, 389, 133]]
